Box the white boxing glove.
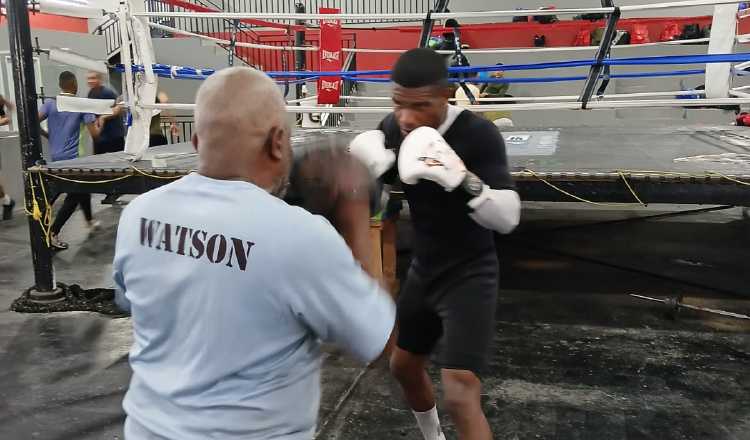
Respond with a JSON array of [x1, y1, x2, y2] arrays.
[[468, 185, 521, 234], [398, 126, 466, 191], [347, 130, 396, 178]]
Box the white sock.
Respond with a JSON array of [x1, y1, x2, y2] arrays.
[[413, 406, 445, 440], [1, 195, 10, 205]]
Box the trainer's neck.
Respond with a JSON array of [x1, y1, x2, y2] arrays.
[[198, 164, 273, 193]]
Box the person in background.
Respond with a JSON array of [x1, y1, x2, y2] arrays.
[[480, 64, 513, 126], [149, 91, 172, 147], [0, 178, 13, 221], [39, 71, 102, 250], [87, 71, 125, 205], [86, 71, 125, 154], [0, 94, 15, 220]]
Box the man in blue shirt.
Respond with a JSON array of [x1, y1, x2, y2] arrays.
[[114, 67, 395, 440], [86, 71, 125, 155], [87, 71, 126, 205], [39, 71, 100, 250]]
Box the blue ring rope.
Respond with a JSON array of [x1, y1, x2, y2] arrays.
[[113, 51, 750, 84]]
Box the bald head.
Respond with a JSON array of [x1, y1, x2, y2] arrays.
[[193, 67, 292, 196], [195, 67, 285, 153]]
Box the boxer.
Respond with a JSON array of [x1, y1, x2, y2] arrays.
[[348, 48, 521, 440]]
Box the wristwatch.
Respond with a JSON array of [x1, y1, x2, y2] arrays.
[[461, 172, 484, 197]]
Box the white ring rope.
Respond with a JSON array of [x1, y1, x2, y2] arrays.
[[148, 22, 316, 51], [141, 97, 749, 113], [146, 19, 749, 56], [307, 90, 706, 103], [132, 0, 749, 21], [345, 38, 717, 55], [133, 9, 610, 21]]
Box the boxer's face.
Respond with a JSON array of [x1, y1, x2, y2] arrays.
[[87, 72, 102, 90], [392, 84, 450, 137]]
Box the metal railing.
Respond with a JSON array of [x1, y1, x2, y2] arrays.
[[93, 16, 122, 58], [147, 0, 230, 39], [222, 0, 434, 24], [96, 1, 362, 70], [161, 116, 195, 144]]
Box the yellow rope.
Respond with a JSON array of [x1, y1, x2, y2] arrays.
[[38, 174, 53, 247], [24, 165, 749, 226], [24, 173, 52, 247], [35, 165, 187, 184], [128, 166, 189, 180], [615, 169, 697, 177], [23, 166, 183, 248], [523, 167, 750, 206], [617, 171, 647, 207], [705, 171, 750, 186], [41, 172, 132, 184], [522, 169, 625, 207]]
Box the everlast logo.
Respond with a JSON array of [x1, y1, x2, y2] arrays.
[[320, 80, 339, 91], [321, 19, 338, 28], [321, 50, 340, 62], [140, 218, 255, 272]]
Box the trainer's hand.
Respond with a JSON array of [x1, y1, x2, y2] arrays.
[[293, 147, 375, 274], [347, 130, 396, 178], [294, 146, 372, 219], [398, 126, 467, 191]]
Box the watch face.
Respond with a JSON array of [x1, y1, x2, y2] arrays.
[[465, 175, 483, 195]]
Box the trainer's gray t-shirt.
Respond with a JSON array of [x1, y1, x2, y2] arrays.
[[113, 172, 394, 440]]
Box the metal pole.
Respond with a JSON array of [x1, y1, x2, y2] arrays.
[[7, 0, 56, 293], [417, 0, 449, 48], [228, 19, 238, 66], [578, 3, 621, 109], [294, 2, 306, 102]]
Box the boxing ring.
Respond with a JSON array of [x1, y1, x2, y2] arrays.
[[6, 0, 750, 296], [32, 124, 750, 206]]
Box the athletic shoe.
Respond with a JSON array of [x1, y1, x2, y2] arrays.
[[87, 220, 102, 231], [101, 194, 123, 205], [50, 235, 69, 251]]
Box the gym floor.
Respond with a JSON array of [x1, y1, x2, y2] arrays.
[[0, 199, 748, 440]]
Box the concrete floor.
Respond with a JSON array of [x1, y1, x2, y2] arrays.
[[1, 199, 749, 440]]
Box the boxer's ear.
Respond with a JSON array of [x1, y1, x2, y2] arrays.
[[440, 85, 453, 100]]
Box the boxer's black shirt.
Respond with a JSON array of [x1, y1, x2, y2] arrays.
[[378, 110, 514, 268]]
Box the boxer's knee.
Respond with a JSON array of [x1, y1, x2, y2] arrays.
[[390, 347, 428, 386], [441, 369, 482, 417]]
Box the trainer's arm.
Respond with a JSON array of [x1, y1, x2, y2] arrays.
[[292, 148, 378, 275], [287, 219, 396, 364], [112, 209, 132, 314]]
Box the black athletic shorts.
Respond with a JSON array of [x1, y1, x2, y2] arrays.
[[94, 137, 125, 155], [396, 251, 499, 374]]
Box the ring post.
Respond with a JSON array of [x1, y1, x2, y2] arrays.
[[7, 0, 57, 295], [579, 2, 621, 109]]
